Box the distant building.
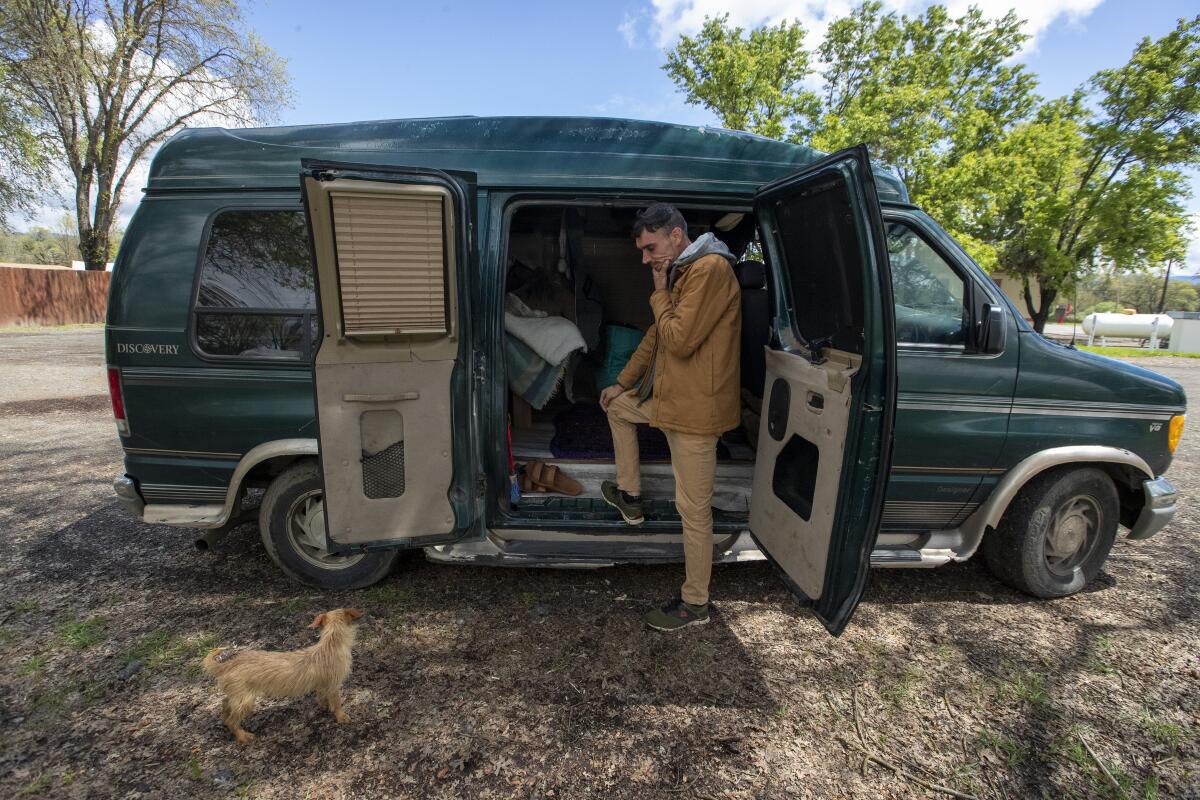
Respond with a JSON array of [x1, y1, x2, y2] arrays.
[[989, 271, 1039, 323]]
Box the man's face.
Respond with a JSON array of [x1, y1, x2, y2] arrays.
[[635, 226, 685, 271]]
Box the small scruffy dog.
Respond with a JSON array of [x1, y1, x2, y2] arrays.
[[202, 607, 363, 743]]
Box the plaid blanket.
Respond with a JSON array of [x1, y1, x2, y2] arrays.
[[505, 335, 565, 410]]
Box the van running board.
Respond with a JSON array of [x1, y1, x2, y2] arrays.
[[871, 547, 955, 568], [498, 496, 747, 533]]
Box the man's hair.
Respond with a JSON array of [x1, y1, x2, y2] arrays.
[[632, 203, 688, 239]]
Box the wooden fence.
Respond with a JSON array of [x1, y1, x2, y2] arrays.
[[0, 266, 110, 327]]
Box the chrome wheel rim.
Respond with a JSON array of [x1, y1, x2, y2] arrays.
[[286, 490, 364, 570], [1044, 494, 1101, 576]]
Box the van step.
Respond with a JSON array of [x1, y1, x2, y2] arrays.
[[499, 496, 747, 533], [870, 548, 924, 564]]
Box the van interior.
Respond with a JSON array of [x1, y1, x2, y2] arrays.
[[501, 204, 768, 525]]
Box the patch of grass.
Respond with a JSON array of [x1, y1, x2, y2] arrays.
[[1080, 345, 1200, 359], [0, 628, 16, 649], [1051, 726, 1138, 799], [1000, 663, 1050, 708], [17, 773, 52, 796], [20, 654, 46, 676], [188, 756, 202, 781], [8, 598, 39, 612], [280, 596, 312, 614], [932, 643, 955, 661], [881, 665, 924, 705], [1088, 634, 1119, 675], [59, 616, 106, 649], [1138, 709, 1188, 752], [363, 583, 414, 608], [59, 770, 75, 786], [773, 704, 789, 719], [125, 629, 174, 665], [518, 591, 539, 607], [976, 729, 1026, 768]]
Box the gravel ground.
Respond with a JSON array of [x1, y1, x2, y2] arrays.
[[0, 328, 1197, 799]]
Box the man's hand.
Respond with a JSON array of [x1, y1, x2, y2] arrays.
[[599, 384, 625, 412], [652, 262, 669, 292]]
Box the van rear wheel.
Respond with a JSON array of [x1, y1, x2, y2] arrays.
[[259, 460, 397, 590], [982, 467, 1119, 598]]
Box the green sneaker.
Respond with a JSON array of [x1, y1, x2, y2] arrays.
[[644, 597, 710, 631], [601, 480, 644, 525]]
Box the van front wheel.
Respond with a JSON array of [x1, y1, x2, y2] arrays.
[[259, 460, 397, 590], [983, 467, 1119, 598]]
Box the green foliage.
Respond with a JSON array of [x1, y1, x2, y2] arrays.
[[0, 64, 47, 230], [0, 219, 77, 266], [0, 0, 292, 267], [663, 15, 817, 140], [661, 5, 1200, 333]]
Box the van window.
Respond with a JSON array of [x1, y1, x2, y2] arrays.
[[887, 222, 967, 347], [772, 176, 865, 354], [194, 210, 316, 360]]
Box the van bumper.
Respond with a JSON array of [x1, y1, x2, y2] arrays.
[[113, 475, 145, 519], [1128, 476, 1176, 540]]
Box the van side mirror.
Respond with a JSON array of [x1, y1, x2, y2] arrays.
[[979, 304, 1006, 354]]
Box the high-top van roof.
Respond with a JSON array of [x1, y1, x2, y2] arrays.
[[146, 115, 909, 200]]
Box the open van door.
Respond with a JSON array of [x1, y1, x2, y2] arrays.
[[749, 145, 896, 635], [300, 160, 477, 550]]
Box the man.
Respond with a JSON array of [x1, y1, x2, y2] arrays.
[[599, 203, 741, 632]]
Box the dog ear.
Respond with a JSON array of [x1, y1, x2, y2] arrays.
[[307, 613, 326, 629], [345, 608, 364, 620]]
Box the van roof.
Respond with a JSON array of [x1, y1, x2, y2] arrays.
[[146, 116, 909, 201]]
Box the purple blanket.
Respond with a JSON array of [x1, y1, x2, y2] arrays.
[[550, 403, 730, 461]]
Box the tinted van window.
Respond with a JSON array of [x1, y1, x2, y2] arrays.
[[887, 222, 967, 346], [195, 210, 316, 360]]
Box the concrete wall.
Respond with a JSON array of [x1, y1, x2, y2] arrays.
[[0, 265, 110, 327]]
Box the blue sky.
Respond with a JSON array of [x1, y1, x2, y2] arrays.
[[241, 0, 1198, 271]]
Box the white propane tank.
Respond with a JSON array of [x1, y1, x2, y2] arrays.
[[1082, 313, 1173, 344]]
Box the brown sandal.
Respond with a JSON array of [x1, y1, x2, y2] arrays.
[[521, 460, 583, 496]]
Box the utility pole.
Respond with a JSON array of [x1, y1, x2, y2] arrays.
[[1157, 259, 1175, 314]]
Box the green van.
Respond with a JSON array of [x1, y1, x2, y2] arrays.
[[106, 116, 1184, 634]]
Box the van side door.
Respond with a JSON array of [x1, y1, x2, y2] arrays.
[[300, 160, 477, 549], [749, 146, 897, 635]]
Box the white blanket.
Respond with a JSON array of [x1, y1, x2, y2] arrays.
[[504, 294, 587, 366]]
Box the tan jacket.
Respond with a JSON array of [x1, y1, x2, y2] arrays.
[[616, 253, 741, 435]]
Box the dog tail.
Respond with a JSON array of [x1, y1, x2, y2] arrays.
[[202, 647, 233, 677]]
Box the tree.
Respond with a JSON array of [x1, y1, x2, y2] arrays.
[[661, 5, 1200, 333], [0, 1, 291, 268], [0, 65, 48, 230], [663, 14, 818, 140], [663, 3, 1038, 271], [976, 18, 1199, 331]]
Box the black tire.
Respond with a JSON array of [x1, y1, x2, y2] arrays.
[[983, 466, 1119, 598], [258, 460, 397, 590]]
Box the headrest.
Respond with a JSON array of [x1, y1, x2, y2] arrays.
[[735, 260, 766, 290]]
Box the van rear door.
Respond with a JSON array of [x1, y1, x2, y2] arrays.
[[300, 160, 477, 549], [749, 146, 896, 635]]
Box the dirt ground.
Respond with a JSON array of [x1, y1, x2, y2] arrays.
[[0, 328, 1196, 799]]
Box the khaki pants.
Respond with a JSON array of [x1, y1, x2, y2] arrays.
[[606, 391, 718, 606]]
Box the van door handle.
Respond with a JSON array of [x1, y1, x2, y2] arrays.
[[342, 392, 420, 403], [806, 392, 824, 411]]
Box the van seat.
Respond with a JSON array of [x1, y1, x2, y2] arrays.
[[735, 260, 768, 397]]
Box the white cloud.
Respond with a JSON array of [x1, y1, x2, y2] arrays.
[[639, 0, 1104, 51], [618, 12, 642, 48]]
